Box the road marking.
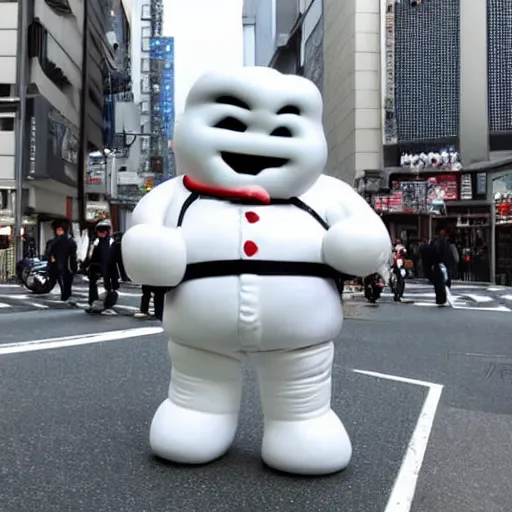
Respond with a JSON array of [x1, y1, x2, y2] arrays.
[[465, 294, 494, 303], [29, 302, 49, 309], [0, 326, 164, 355], [0, 302, 11, 308], [453, 304, 511, 312], [413, 301, 510, 312], [353, 369, 444, 512], [502, 295, 512, 301], [114, 304, 139, 311]]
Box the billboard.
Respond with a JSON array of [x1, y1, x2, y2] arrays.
[[150, 37, 175, 177]]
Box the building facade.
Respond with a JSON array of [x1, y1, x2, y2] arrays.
[[0, 0, 118, 275], [244, 0, 512, 285]]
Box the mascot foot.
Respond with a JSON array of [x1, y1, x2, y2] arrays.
[[150, 398, 239, 464], [261, 409, 352, 475]]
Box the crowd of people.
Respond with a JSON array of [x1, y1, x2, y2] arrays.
[[43, 218, 461, 316], [44, 218, 165, 319]]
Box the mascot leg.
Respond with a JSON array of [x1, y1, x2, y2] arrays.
[[150, 341, 242, 464], [251, 341, 352, 475]]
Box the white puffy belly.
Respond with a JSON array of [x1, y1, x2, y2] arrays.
[[163, 274, 343, 353]]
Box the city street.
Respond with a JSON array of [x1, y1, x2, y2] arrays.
[[0, 278, 143, 315], [0, 296, 511, 512]]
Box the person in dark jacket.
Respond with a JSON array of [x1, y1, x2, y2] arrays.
[[83, 219, 121, 313], [47, 222, 77, 302], [427, 227, 455, 305]]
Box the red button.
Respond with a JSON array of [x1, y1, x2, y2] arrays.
[[245, 211, 260, 223], [243, 241, 258, 257]]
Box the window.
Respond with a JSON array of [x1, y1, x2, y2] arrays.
[[141, 4, 150, 18], [140, 101, 149, 113], [0, 84, 11, 97], [141, 27, 151, 52], [141, 58, 150, 72], [141, 75, 150, 93], [0, 118, 14, 131]]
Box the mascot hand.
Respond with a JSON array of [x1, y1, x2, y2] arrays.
[[323, 219, 391, 278], [121, 224, 187, 287]]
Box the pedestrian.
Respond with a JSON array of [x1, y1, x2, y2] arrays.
[[134, 285, 153, 319], [134, 285, 166, 320], [47, 221, 78, 302], [425, 227, 456, 306], [82, 219, 122, 314]]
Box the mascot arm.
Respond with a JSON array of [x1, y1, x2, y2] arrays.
[[121, 178, 187, 287], [321, 176, 391, 277]]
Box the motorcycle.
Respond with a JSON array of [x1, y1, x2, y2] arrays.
[[16, 257, 57, 295], [363, 273, 385, 304], [389, 251, 406, 301]]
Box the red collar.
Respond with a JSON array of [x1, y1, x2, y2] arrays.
[[183, 175, 270, 205]]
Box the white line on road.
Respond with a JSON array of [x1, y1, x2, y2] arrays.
[[0, 326, 164, 355], [114, 304, 139, 311], [353, 369, 444, 512], [28, 302, 49, 309], [413, 302, 510, 312], [464, 294, 494, 303], [453, 304, 511, 312], [0, 302, 11, 308]]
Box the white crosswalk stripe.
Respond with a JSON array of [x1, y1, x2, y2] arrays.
[[347, 282, 512, 313]]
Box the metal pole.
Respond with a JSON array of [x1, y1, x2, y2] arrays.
[[490, 177, 496, 284], [76, 0, 89, 231], [14, 0, 29, 262]]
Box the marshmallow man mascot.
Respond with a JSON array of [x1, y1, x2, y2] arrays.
[[122, 67, 391, 476]]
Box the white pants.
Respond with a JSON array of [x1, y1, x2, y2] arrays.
[[150, 340, 352, 475]]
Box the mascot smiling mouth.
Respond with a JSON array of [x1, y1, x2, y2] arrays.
[[221, 151, 289, 175]]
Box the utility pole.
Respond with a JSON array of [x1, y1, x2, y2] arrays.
[[76, 0, 89, 230], [14, 0, 29, 262]]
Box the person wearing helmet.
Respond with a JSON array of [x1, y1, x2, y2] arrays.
[[82, 219, 121, 314]]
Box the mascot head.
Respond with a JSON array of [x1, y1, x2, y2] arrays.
[[173, 67, 327, 199]]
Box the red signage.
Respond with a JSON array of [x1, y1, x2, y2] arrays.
[[87, 177, 102, 184]]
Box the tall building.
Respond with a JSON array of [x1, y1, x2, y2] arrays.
[[149, 37, 174, 180], [0, 0, 117, 277], [244, 0, 512, 284]]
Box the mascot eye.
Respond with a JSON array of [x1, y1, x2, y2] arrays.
[[270, 127, 293, 138], [277, 105, 301, 116], [215, 95, 251, 110], [214, 117, 247, 132]]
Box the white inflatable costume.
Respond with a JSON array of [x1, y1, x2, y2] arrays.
[[122, 67, 391, 475]]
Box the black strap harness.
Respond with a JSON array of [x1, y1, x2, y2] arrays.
[[174, 192, 347, 295]]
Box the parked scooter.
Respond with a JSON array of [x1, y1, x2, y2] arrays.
[[16, 257, 56, 294], [363, 273, 385, 304]]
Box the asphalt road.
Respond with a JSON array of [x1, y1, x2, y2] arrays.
[[0, 300, 510, 512]]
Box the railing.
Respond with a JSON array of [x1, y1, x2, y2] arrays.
[[0, 247, 16, 283]]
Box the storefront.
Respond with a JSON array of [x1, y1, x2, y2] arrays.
[[491, 170, 512, 285], [358, 165, 493, 282]]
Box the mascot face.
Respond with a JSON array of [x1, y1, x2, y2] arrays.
[[173, 67, 328, 199]]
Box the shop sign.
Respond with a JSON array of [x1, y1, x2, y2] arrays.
[[492, 172, 512, 225], [494, 193, 512, 225], [399, 148, 462, 173], [372, 175, 458, 214], [29, 117, 36, 176]]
